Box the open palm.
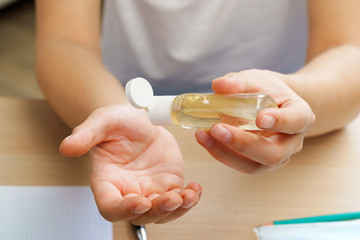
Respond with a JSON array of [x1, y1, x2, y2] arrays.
[[60, 104, 201, 225]]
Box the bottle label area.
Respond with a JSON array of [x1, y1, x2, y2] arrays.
[[171, 93, 278, 130]]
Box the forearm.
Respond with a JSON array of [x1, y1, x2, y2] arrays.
[[36, 40, 126, 128], [286, 45, 360, 137]]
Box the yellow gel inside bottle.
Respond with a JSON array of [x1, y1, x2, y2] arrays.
[[170, 93, 278, 130]]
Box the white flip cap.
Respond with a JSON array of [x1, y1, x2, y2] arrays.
[[125, 77, 154, 108], [125, 78, 175, 125]]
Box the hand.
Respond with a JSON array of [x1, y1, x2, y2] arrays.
[[195, 69, 315, 174], [59, 104, 202, 225]]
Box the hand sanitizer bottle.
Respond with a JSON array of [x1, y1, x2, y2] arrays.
[[125, 77, 278, 130]]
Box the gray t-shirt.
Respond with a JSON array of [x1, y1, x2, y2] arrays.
[[101, 0, 308, 94]]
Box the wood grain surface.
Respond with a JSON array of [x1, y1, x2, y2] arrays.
[[1, 97, 359, 240]]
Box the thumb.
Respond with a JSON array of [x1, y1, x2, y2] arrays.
[[59, 114, 107, 157]]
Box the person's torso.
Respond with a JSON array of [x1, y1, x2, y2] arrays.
[[101, 0, 308, 94]]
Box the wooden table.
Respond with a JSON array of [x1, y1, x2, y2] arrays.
[[1, 97, 359, 239]]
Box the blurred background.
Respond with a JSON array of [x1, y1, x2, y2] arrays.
[[0, 0, 44, 99]]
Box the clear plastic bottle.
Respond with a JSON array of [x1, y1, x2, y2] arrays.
[[126, 78, 278, 130]]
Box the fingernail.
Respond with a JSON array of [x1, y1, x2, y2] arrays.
[[196, 130, 215, 148], [260, 115, 275, 129], [181, 200, 197, 209], [132, 204, 151, 214], [211, 125, 232, 143], [163, 200, 182, 212]]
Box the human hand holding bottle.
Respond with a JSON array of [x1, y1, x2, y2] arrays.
[[59, 104, 202, 225], [195, 69, 316, 174]]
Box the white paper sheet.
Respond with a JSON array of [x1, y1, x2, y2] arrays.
[[0, 186, 112, 240], [254, 219, 360, 240]]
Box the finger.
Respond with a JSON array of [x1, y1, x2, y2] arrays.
[[183, 182, 203, 198], [256, 105, 315, 134], [212, 75, 247, 94], [59, 111, 108, 157], [103, 196, 152, 222], [155, 183, 202, 224], [209, 124, 302, 166], [212, 70, 291, 94], [212, 71, 272, 94], [91, 181, 152, 222], [130, 191, 183, 225], [195, 130, 265, 174], [155, 190, 198, 224]]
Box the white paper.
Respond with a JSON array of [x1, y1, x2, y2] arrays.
[[254, 219, 360, 240], [0, 186, 112, 240]]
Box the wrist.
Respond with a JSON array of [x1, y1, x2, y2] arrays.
[[280, 72, 306, 98]]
